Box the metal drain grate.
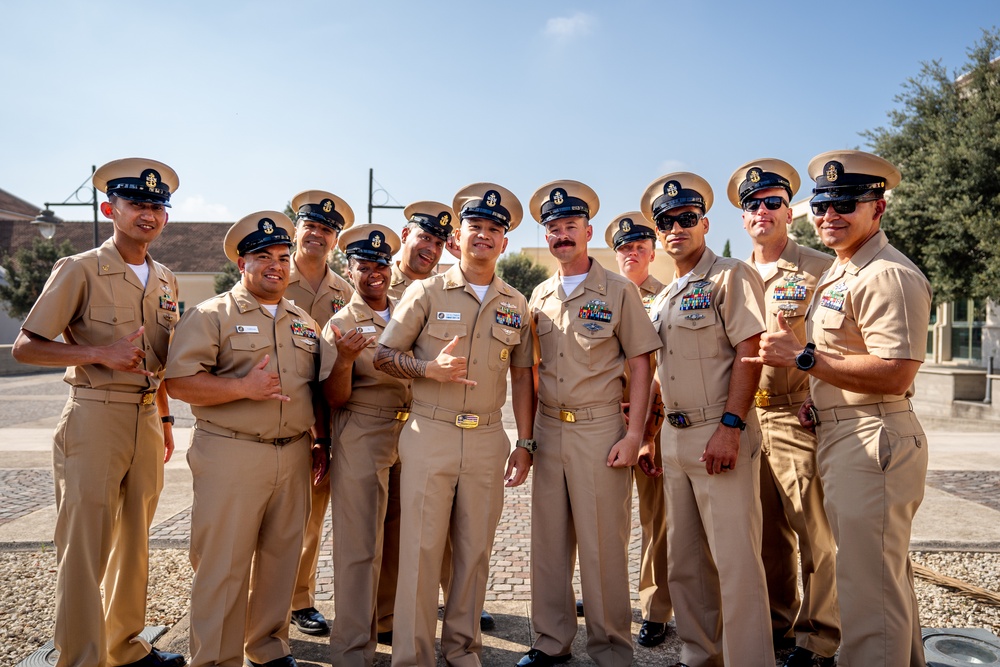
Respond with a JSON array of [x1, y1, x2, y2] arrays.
[[15, 626, 168, 667]]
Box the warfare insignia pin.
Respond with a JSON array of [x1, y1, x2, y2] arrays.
[[685, 313, 705, 320], [584, 322, 604, 331], [778, 303, 799, 312]]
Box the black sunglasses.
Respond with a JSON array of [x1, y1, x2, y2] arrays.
[[810, 195, 879, 216], [742, 196, 787, 213], [655, 211, 703, 231]]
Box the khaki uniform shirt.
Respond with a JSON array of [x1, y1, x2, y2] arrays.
[[531, 258, 660, 409], [22, 237, 178, 391], [651, 248, 765, 411], [380, 264, 532, 414], [751, 240, 833, 398], [388, 262, 414, 301], [623, 273, 665, 403], [284, 255, 354, 330], [807, 230, 932, 408], [325, 292, 410, 409], [164, 282, 332, 438]]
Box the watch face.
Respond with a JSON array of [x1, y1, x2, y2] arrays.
[[796, 351, 815, 371]]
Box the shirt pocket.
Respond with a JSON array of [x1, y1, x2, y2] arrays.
[[675, 310, 719, 360], [426, 322, 468, 356], [90, 305, 136, 344], [291, 335, 319, 380], [815, 309, 847, 351], [488, 323, 521, 371], [571, 320, 617, 369], [229, 334, 273, 377]]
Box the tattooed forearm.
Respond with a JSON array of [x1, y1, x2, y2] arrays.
[[374, 344, 428, 379]]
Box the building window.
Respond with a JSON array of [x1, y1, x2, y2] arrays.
[[951, 299, 985, 362]]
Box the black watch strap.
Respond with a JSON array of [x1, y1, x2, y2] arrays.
[[160, 415, 175, 425]]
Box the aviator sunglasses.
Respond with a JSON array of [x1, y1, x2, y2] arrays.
[[655, 211, 703, 231], [810, 194, 880, 216], [742, 196, 787, 213]]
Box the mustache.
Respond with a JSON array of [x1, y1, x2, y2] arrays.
[[553, 240, 576, 248]]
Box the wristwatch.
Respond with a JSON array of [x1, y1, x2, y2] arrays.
[[795, 342, 817, 371], [720, 412, 747, 431], [160, 416, 175, 425], [515, 438, 537, 453]]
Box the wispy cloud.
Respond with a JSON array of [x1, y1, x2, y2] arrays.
[[544, 12, 597, 41], [170, 195, 234, 222], [658, 159, 688, 174]]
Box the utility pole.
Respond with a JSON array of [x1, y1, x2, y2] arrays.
[[368, 168, 404, 224]]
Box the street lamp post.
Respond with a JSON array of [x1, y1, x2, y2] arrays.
[[31, 165, 100, 247]]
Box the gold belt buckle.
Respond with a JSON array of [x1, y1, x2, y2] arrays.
[[754, 389, 771, 408], [455, 413, 480, 429], [559, 409, 576, 423], [140, 391, 156, 406], [395, 410, 410, 422]]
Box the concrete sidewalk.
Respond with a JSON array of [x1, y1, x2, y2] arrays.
[[3, 371, 999, 665]]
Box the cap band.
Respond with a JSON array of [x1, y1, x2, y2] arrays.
[[652, 190, 705, 220], [613, 223, 656, 249], [540, 195, 591, 224], [738, 170, 792, 203], [297, 203, 346, 231], [410, 213, 453, 240], [237, 219, 293, 256], [107, 169, 173, 206], [461, 200, 511, 229]]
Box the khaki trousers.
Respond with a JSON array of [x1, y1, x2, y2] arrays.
[[634, 433, 672, 623], [292, 468, 331, 610], [816, 409, 927, 667], [52, 397, 163, 667], [376, 460, 402, 634], [391, 417, 509, 667], [530, 411, 634, 667], [329, 410, 405, 667], [187, 431, 311, 667], [661, 417, 774, 667], [757, 406, 840, 657]]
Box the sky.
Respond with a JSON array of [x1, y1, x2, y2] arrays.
[[2, 1, 997, 262]]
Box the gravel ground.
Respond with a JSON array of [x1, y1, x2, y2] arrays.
[[2, 549, 999, 665]]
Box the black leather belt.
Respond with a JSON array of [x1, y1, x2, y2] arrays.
[[195, 420, 306, 446], [72, 387, 156, 406]]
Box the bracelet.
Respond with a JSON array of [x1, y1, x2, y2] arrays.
[[160, 416, 175, 425], [313, 437, 332, 447]]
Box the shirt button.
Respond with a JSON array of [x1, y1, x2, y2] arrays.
[[673, 401, 679, 407], [476, 333, 481, 338], [112, 317, 118, 323], [670, 376, 675, 380], [250, 344, 256, 349], [669, 350, 673, 354], [559, 378, 564, 382], [667, 324, 672, 330], [279, 343, 284, 348], [473, 360, 477, 364], [559, 352, 564, 357]]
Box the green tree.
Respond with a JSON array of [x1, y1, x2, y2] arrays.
[[790, 217, 834, 256], [0, 238, 77, 318], [722, 239, 731, 257], [215, 262, 240, 294], [864, 28, 1000, 303], [497, 252, 550, 298]]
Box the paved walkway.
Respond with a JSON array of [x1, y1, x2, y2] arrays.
[[3, 371, 1000, 665]]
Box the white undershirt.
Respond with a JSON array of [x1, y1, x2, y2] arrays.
[[263, 304, 278, 317], [376, 307, 391, 322], [560, 272, 588, 296], [469, 283, 490, 302], [668, 270, 695, 298], [127, 262, 149, 287], [754, 261, 777, 277]]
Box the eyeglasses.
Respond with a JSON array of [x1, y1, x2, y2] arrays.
[[810, 195, 879, 216], [655, 211, 703, 231], [742, 196, 787, 213]]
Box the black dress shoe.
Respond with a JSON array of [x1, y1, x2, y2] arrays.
[[376, 630, 393, 645], [121, 648, 187, 667], [290, 606, 329, 636], [782, 647, 835, 667], [245, 656, 297, 667], [480, 609, 496, 631], [575, 599, 584, 617], [637, 620, 668, 647], [516, 649, 572, 667]]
